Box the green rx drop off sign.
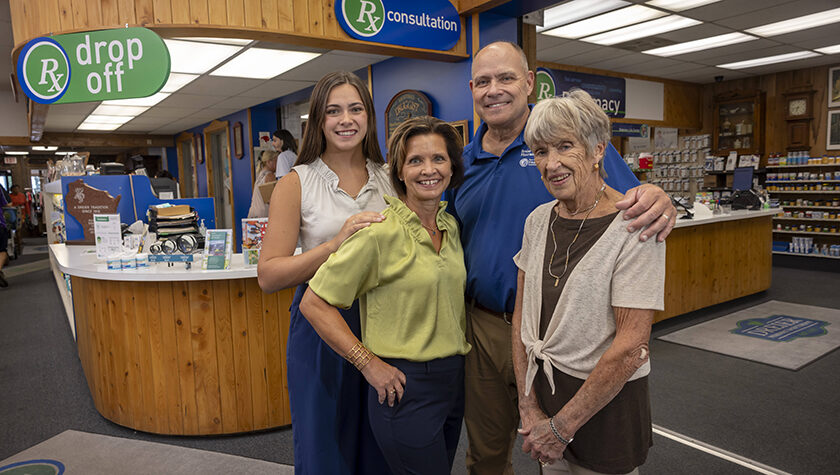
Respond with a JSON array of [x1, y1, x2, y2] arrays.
[[17, 27, 170, 104]]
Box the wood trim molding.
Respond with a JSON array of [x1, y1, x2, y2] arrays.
[[175, 132, 196, 198], [202, 120, 233, 230], [458, 0, 508, 15]]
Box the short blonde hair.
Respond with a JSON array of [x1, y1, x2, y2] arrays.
[[525, 89, 611, 175]]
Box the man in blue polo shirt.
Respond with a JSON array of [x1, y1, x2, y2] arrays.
[[446, 42, 676, 474]]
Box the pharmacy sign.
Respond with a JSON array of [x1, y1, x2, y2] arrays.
[[337, 0, 460, 51], [17, 27, 170, 104]]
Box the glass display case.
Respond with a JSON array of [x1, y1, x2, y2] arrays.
[[714, 91, 765, 156]]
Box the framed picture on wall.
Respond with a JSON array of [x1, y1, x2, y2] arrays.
[[827, 110, 840, 150], [830, 66, 840, 108], [449, 120, 469, 145], [233, 122, 244, 159]]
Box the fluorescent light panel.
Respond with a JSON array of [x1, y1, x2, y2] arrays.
[[77, 123, 121, 131], [645, 0, 721, 11], [542, 5, 667, 39], [93, 105, 150, 116], [582, 15, 700, 45], [102, 92, 171, 107], [210, 49, 320, 79], [172, 37, 253, 45], [537, 0, 628, 32], [82, 115, 133, 125], [816, 44, 840, 54], [300, 114, 309, 119], [55, 151, 76, 155], [4, 151, 29, 155], [746, 7, 840, 37], [643, 32, 757, 56], [161, 73, 199, 93], [717, 51, 820, 69], [163, 39, 242, 74], [31, 146, 58, 151]]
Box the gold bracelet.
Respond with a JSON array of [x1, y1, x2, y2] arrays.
[[345, 342, 373, 370]]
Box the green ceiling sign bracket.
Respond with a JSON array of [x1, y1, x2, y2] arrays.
[[16, 27, 170, 105]]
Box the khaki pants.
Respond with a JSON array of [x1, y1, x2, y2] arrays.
[[464, 304, 519, 475], [543, 460, 640, 475]]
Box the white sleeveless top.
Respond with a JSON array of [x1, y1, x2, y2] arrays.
[[293, 158, 394, 252]]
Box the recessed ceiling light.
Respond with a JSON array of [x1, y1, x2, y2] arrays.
[[582, 15, 700, 45], [541, 5, 667, 39], [55, 151, 76, 155], [77, 123, 121, 131], [102, 92, 171, 107], [645, 0, 721, 11], [163, 39, 243, 74], [82, 115, 133, 125], [746, 7, 840, 37], [300, 114, 309, 120], [210, 49, 320, 79], [31, 146, 58, 151], [537, 0, 628, 32], [4, 151, 29, 155], [717, 51, 820, 69], [172, 37, 254, 45], [160, 73, 200, 93], [816, 44, 840, 55], [93, 105, 150, 116], [643, 32, 757, 56]]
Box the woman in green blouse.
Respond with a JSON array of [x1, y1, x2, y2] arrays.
[[300, 116, 468, 475]]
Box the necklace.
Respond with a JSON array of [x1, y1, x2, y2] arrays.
[[421, 222, 439, 236], [547, 183, 607, 287]]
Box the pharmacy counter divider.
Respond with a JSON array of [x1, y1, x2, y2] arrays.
[[657, 208, 779, 322], [50, 243, 295, 435]]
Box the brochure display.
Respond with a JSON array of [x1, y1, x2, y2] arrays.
[[92, 214, 121, 259], [242, 218, 268, 266], [202, 229, 232, 270]]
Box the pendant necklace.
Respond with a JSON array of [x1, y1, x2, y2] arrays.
[[547, 183, 607, 287], [421, 222, 438, 236]]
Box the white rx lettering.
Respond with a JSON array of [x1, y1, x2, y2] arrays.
[[356, 1, 380, 32], [538, 82, 552, 98], [38, 59, 64, 92]]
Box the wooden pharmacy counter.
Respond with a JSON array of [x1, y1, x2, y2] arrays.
[[655, 208, 779, 323], [50, 244, 294, 435]]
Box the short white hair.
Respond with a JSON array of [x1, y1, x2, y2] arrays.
[[525, 89, 611, 171]]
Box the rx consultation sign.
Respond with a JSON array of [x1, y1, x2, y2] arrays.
[[17, 27, 170, 105], [336, 0, 460, 51]]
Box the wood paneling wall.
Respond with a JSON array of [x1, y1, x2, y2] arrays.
[[72, 275, 294, 435], [701, 65, 837, 157], [654, 216, 773, 323], [537, 61, 703, 130], [9, 0, 468, 61]]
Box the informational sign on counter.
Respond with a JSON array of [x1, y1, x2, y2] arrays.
[[16, 27, 170, 104], [336, 0, 460, 51], [93, 214, 121, 259], [66, 179, 122, 244]]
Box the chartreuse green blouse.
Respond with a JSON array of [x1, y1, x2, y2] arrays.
[[308, 196, 471, 362]]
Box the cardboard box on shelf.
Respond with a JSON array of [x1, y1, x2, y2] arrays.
[[259, 179, 277, 203], [703, 175, 718, 188]]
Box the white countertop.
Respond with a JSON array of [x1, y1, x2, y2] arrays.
[[50, 244, 257, 282], [673, 208, 780, 228]]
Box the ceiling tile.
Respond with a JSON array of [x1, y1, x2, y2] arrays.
[[536, 35, 569, 52], [45, 114, 84, 129], [714, 0, 840, 30], [48, 102, 99, 115], [136, 107, 199, 120], [652, 22, 733, 42], [279, 53, 381, 82], [678, 0, 793, 22], [177, 76, 264, 96], [560, 47, 629, 67], [770, 23, 840, 47], [676, 41, 792, 64], [237, 79, 314, 99], [210, 96, 269, 110], [156, 93, 228, 108]]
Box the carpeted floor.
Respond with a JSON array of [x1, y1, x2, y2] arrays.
[[0, 430, 293, 475], [1, 244, 837, 474]]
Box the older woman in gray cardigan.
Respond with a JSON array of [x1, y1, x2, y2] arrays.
[[511, 90, 665, 475]]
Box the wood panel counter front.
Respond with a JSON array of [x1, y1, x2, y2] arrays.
[[50, 244, 294, 435], [655, 209, 778, 322]]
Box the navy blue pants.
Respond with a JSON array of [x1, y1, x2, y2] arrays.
[[368, 355, 465, 475], [286, 284, 390, 475]]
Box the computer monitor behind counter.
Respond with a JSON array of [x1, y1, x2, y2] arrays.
[[150, 178, 179, 199], [733, 167, 754, 191]]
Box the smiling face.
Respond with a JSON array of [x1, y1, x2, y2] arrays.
[[399, 133, 452, 205], [322, 83, 368, 155], [533, 136, 603, 203], [470, 43, 534, 131]]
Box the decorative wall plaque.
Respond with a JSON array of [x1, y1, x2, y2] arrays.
[[385, 90, 432, 140], [66, 179, 121, 243]]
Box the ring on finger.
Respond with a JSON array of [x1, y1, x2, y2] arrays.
[[539, 459, 548, 467], [662, 213, 670, 221], [390, 389, 396, 394]]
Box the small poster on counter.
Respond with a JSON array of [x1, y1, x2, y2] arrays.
[[242, 218, 269, 267], [203, 229, 232, 270], [93, 214, 122, 259]]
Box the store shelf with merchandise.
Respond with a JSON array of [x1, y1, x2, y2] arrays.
[[767, 157, 840, 258]]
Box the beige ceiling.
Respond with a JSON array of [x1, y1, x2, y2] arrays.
[[536, 0, 840, 82]]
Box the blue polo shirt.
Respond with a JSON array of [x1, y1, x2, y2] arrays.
[[446, 120, 639, 314]]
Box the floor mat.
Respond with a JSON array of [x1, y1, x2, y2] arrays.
[[657, 300, 840, 370], [0, 430, 294, 475]]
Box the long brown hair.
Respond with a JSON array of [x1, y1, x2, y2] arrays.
[[296, 71, 384, 166]]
